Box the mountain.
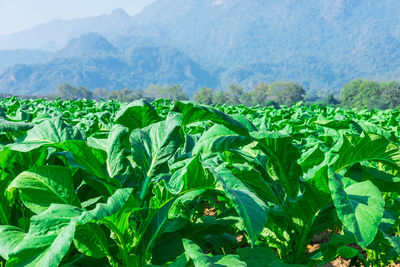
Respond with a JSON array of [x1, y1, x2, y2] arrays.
[[0, 50, 51, 73], [55, 33, 119, 58], [0, 8, 133, 51], [127, 0, 400, 89], [0, 34, 217, 95], [2, 1, 400, 95]]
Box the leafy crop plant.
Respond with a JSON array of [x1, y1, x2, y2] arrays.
[[0, 98, 398, 266]]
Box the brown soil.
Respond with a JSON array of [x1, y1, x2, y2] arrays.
[[307, 230, 369, 267], [236, 235, 243, 243], [311, 230, 332, 244], [203, 206, 216, 217], [307, 243, 321, 253], [321, 257, 351, 267]]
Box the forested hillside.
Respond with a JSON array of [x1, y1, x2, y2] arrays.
[[1, 0, 400, 94]]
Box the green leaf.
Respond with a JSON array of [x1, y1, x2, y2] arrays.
[[73, 223, 109, 259], [114, 100, 161, 131], [182, 239, 246, 267], [0, 119, 34, 132], [237, 247, 304, 266], [106, 125, 134, 186], [171, 101, 250, 136], [130, 116, 181, 178], [7, 188, 132, 267], [209, 166, 268, 245], [168, 155, 216, 194], [8, 117, 85, 152], [229, 163, 280, 204], [8, 166, 79, 214], [82, 188, 133, 223], [331, 133, 400, 172], [192, 124, 251, 155], [0, 226, 26, 260], [7, 204, 83, 267], [252, 131, 302, 199], [298, 144, 325, 173], [328, 168, 384, 248], [59, 140, 108, 180]]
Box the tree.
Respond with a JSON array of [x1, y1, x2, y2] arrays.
[[250, 82, 269, 105], [92, 88, 109, 99], [108, 88, 144, 102], [56, 83, 93, 100], [212, 90, 228, 105], [341, 79, 400, 109], [193, 87, 214, 105], [380, 81, 400, 109], [56, 83, 75, 99], [267, 81, 306, 106], [322, 93, 340, 105], [144, 85, 188, 101], [163, 85, 189, 101], [226, 84, 245, 104], [75, 86, 94, 99]]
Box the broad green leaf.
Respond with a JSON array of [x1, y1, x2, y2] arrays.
[[8, 166, 79, 214], [130, 116, 181, 178], [357, 121, 392, 140], [73, 223, 109, 259], [171, 101, 250, 136], [182, 239, 246, 267], [58, 140, 108, 180], [329, 168, 384, 248], [7, 204, 83, 267], [7, 188, 132, 267], [192, 124, 251, 155], [168, 155, 216, 194], [0, 226, 26, 260], [210, 166, 268, 245], [114, 100, 161, 131], [298, 144, 325, 173], [82, 188, 133, 223], [229, 163, 280, 204], [237, 247, 304, 266], [0, 146, 48, 177], [314, 117, 352, 130], [252, 131, 301, 199], [106, 125, 134, 186], [8, 117, 84, 152], [331, 133, 400, 172], [0, 119, 34, 132]]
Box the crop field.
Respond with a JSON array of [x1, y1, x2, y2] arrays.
[[0, 98, 399, 266]]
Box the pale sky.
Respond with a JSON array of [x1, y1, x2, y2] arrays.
[[0, 0, 156, 35]]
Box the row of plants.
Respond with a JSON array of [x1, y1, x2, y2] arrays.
[[0, 98, 399, 266]]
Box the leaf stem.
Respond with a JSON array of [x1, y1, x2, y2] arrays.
[[139, 175, 151, 202], [102, 219, 130, 266], [293, 209, 320, 263]]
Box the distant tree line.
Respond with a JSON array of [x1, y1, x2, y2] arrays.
[[46, 78, 400, 110], [193, 82, 306, 106], [340, 79, 400, 109], [53, 83, 189, 102], [53, 81, 306, 107]]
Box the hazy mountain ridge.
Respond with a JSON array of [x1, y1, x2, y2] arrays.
[[0, 33, 217, 95], [1, 0, 400, 95], [0, 8, 134, 51]]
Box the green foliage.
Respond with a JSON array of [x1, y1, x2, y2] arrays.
[[144, 85, 189, 101], [341, 79, 400, 109], [267, 81, 306, 106], [108, 88, 144, 103], [55, 83, 94, 100], [0, 98, 398, 266], [193, 87, 214, 105]]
